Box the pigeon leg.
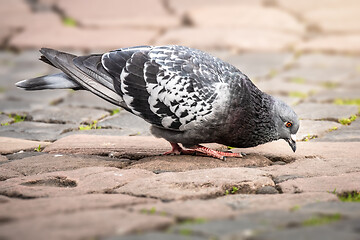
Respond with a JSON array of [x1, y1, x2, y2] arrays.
[[189, 145, 243, 160], [163, 143, 242, 160], [163, 142, 196, 155]]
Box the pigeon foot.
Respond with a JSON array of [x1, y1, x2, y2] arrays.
[[164, 142, 242, 160]]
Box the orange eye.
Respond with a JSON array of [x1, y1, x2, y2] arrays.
[[286, 122, 292, 128]]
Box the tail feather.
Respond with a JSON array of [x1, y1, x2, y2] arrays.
[[38, 48, 123, 106], [16, 73, 82, 90]]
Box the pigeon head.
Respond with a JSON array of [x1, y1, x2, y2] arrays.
[[273, 98, 299, 152]]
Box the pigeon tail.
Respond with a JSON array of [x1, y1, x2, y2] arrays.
[[16, 73, 82, 90]]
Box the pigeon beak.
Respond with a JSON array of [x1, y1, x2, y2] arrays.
[[286, 134, 297, 152]]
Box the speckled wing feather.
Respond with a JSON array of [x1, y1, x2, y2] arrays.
[[101, 45, 241, 131]]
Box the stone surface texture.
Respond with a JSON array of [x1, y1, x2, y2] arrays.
[[1, 0, 360, 239]]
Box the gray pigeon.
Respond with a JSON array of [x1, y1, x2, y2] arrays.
[[16, 45, 299, 159]]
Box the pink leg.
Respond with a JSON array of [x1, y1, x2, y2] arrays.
[[163, 143, 196, 155], [163, 143, 242, 160], [190, 145, 243, 160]]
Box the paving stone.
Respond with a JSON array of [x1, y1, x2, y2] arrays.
[[250, 141, 360, 177], [130, 198, 237, 221], [222, 192, 339, 213], [308, 89, 360, 103], [251, 218, 360, 240], [168, 0, 262, 15], [30, 106, 109, 124], [10, 21, 158, 51], [315, 118, 360, 142], [277, 66, 351, 84], [0, 155, 7, 162], [273, 175, 303, 184], [188, 5, 305, 34], [0, 113, 11, 125], [107, 232, 206, 240], [0, 167, 23, 181], [126, 153, 272, 172], [293, 103, 358, 121], [156, 27, 300, 52], [300, 201, 360, 218], [297, 34, 360, 54], [5, 151, 45, 161], [279, 172, 360, 194], [61, 128, 151, 138], [60, 90, 117, 111], [0, 208, 174, 240], [0, 136, 50, 154], [117, 168, 274, 201], [57, 0, 179, 29], [224, 52, 293, 79], [171, 210, 312, 239], [44, 135, 170, 159], [304, 6, 360, 33], [275, 0, 360, 16], [256, 78, 322, 97], [297, 120, 342, 141], [0, 153, 130, 176], [130, 192, 337, 222], [0, 167, 155, 198], [0, 194, 157, 220], [0, 99, 40, 114], [5, 88, 70, 106], [256, 186, 279, 194], [0, 121, 77, 141], [341, 75, 360, 89], [295, 53, 360, 71], [98, 110, 151, 135]]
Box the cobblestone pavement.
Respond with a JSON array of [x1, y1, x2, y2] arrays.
[[1, 0, 360, 239]]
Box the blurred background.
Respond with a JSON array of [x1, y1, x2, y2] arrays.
[[0, 0, 360, 141]]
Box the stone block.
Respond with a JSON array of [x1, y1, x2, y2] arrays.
[[57, 0, 179, 29], [0, 153, 130, 176], [0, 136, 50, 154], [0, 121, 77, 141], [0, 167, 155, 198], [43, 135, 170, 159], [156, 27, 300, 52], [293, 103, 358, 121], [117, 167, 274, 201], [188, 5, 305, 34]]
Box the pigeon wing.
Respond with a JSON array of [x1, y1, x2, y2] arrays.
[[101, 45, 239, 131]]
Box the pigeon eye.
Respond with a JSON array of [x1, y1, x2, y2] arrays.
[[285, 122, 292, 128]]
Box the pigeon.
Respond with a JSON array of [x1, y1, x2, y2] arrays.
[[16, 45, 299, 160]]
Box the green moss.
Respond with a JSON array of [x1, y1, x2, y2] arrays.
[[289, 91, 308, 99], [290, 205, 300, 212], [1, 122, 9, 126], [290, 77, 306, 84], [111, 109, 120, 115], [179, 228, 193, 236], [79, 120, 101, 130], [321, 82, 338, 89], [268, 69, 278, 78], [63, 17, 77, 27], [225, 186, 239, 195], [302, 213, 341, 226], [328, 126, 338, 132], [34, 144, 41, 152], [181, 218, 207, 225], [338, 191, 360, 202], [338, 115, 357, 125], [334, 98, 360, 106], [9, 114, 26, 123], [302, 134, 317, 142]]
